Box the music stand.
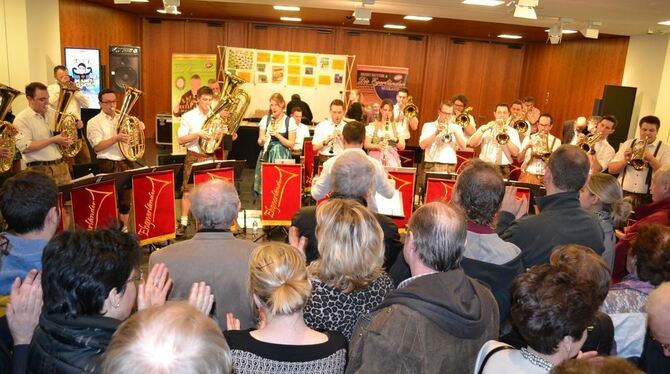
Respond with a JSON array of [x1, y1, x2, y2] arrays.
[[186, 159, 246, 184]]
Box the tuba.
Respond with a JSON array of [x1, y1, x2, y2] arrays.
[[116, 85, 144, 161], [455, 107, 473, 129], [0, 84, 21, 173], [402, 96, 419, 121], [628, 137, 649, 171], [54, 82, 83, 158], [199, 72, 250, 154]]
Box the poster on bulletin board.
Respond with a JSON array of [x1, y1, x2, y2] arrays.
[[221, 46, 350, 123]]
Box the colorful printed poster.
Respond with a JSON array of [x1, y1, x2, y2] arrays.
[[272, 66, 285, 83], [302, 77, 315, 87], [318, 75, 331, 85], [257, 52, 271, 63], [356, 65, 409, 104], [332, 59, 346, 70], [287, 76, 301, 86], [288, 54, 301, 65], [272, 53, 286, 64], [303, 55, 317, 66], [288, 65, 301, 75]]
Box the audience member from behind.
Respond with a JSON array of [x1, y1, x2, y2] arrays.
[[639, 282, 670, 373], [612, 166, 670, 283], [0, 172, 59, 296], [475, 264, 599, 373], [150, 179, 256, 331], [224, 243, 347, 373], [28, 229, 172, 373], [292, 148, 402, 268], [303, 199, 394, 340], [579, 173, 632, 270], [550, 356, 643, 374], [497, 145, 605, 267], [347, 202, 499, 373], [102, 302, 231, 374], [601, 223, 670, 358]]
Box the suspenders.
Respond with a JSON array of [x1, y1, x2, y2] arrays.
[[621, 139, 662, 193]]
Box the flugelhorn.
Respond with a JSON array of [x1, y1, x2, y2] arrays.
[[455, 107, 473, 129], [512, 107, 530, 134], [533, 133, 552, 163], [116, 85, 144, 161], [629, 136, 649, 171], [0, 84, 21, 173], [495, 119, 510, 145], [580, 132, 601, 154], [53, 82, 82, 158], [402, 96, 419, 120]]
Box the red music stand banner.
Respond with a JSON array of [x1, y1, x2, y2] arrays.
[[456, 150, 475, 172], [424, 178, 457, 204], [132, 170, 177, 246], [71, 180, 118, 231], [261, 163, 302, 225], [193, 167, 234, 185], [304, 140, 315, 190], [398, 150, 415, 167], [386, 168, 416, 229], [56, 192, 65, 233], [514, 186, 531, 214]]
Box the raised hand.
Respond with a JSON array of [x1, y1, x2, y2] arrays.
[[7, 269, 43, 345], [188, 281, 214, 316], [137, 263, 173, 310]]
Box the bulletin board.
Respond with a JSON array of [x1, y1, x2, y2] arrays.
[[218, 46, 353, 122]]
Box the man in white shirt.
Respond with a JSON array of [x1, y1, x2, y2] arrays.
[[518, 113, 561, 185], [290, 107, 311, 153], [608, 115, 670, 207], [468, 103, 521, 178], [419, 101, 467, 185], [311, 121, 395, 208], [176, 86, 216, 237], [15, 82, 79, 186], [313, 99, 346, 167], [393, 87, 419, 132], [48, 65, 91, 164], [87, 88, 145, 230], [583, 115, 616, 174], [452, 94, 477, 137]]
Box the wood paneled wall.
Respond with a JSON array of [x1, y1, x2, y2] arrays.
[[59, 0, 629, 144]]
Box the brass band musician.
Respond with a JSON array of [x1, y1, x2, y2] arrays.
[[313, 99, 346, 166], [580, 115, 616, 174], [364, 99, 406, 167], [419, 100, 467, 175], [518, 113, 561, 185], [452, 94, 477, 136], [468, 103, 521, 178], [393, 88, 419, 132]]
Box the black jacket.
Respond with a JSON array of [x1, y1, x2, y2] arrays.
[[28, 313, 120, 373], [286, 99, 313, 125], [497, 191, 605, 268], [291, 197, 403, 269]]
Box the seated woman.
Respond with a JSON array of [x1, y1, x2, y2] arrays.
[[253, 93, 297, 195], [27, 228, 173, 373], [601, 223, 670, 358], [579, 173, 632, 269], [364, 99, 406, 167], [474, 264, 599, 373], [224, 243, 347, 373], [303, 199, 394, 340]]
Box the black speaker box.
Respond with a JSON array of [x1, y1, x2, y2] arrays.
[[109, 45, 141, 93], [596, 85, 637, 151], [155, 114, 173, 145]]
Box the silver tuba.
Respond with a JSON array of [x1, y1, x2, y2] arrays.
[[54, 82, 83, 158], [0, 84, 21, 173], [116, 85, 144, 161], [199, 72, 250, 154]]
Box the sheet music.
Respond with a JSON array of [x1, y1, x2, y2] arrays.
[[374, 189, 404, 218], [193, 160, 216, 167], [71, 173, 96, 183]]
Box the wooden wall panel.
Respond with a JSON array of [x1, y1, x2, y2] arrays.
[[224, 21, 248, 48], [247, 25, 292, 51], [443, 41, 491, 124], [335, 30, 385, 66], [289, 28, 336, 54], [184, 23, 226, 54], [478, 43, 524, 125], [420, 34, 451, 122]]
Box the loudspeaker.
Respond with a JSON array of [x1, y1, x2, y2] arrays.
[[155, 113, 173, 145], [596, 85, 637, 151], [109, 45, 141, 93]]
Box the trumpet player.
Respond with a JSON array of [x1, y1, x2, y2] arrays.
[[580, 115, 616, 174], [518, 113, 561, 185], [393, 88, 419, 131], [452, 94, 476, 136], [364, 99, 407, 167], [521, 96, 541, 128], [419, 101, 467, 175], [468, 103, 520, 178], [87, 89, 145, 231], [608, 115, 670, 207], [15, 82, 78, 186], [313, 99, 346, 167]]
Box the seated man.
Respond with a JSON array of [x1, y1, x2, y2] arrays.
[[347, 202, 499, 373], [639, 282, 670, 373], [496, 145, 605, 268], [150, 180, 256, 331], [292, 150, 402, 269]]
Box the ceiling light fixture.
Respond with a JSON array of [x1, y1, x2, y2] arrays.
[[547, 23, 562, 44], [157, 0, 180, 14], [384, 24, 407, 30], [544, 28, 578, 34], [131, 0, 149, 3], [273, 5, 300, 11], [658, 20, 670, 26], [280, 16, 302, 22], [353, 6, 372, 25], [461, 0, 505, 6], [404, 15, 433, 21], [498, 34, 523, 39]]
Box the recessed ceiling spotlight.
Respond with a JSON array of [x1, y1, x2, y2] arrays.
[[384, 24, 407, 30], [498, 34, 523, 39], [273, 5, 300, 11], [658, 20, 670, 26], [280, 16, 302, 22], [544, 28, 578, 34], [461, 0, 504, 6], [404, 15, 433, 21], [157, 6, 181, 15], [131, 0, 149, 3]]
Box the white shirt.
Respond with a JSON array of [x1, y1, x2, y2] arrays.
[[293, 123, 311, 151], [478, 123, 521, 166], [520, 133, 561, 175], [47, 83, 89, 119], [14, 107, 62, 163], [593, 139, 616, 172], [311, 148, 396, 203], [365, 122, 407, 145], [611, 138, 670, 193], [419, 120, 464, 164], [313, 119, 346, 156], [87, 111, 124, 161], [259, 114, 298, 134], [474, 341, 548, 374], [178, 107, 209, 153]]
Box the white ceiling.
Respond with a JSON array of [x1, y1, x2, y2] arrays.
[[200, 0, 670, 36]]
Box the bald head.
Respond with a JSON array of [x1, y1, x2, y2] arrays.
[[648, 282, 670, 356]]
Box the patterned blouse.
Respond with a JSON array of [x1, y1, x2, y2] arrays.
[[303, 273, 394, 340]]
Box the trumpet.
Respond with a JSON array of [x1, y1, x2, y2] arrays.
[[532, 133, 552, 162], [579, 132, 601, 154], [438, 120, 452, 142], [512, 107, 530, 134], [455, 107, 473, 129], [402, 96, 419, 121], [494, 119, 510, 145], [629, 136, 649, 171]]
